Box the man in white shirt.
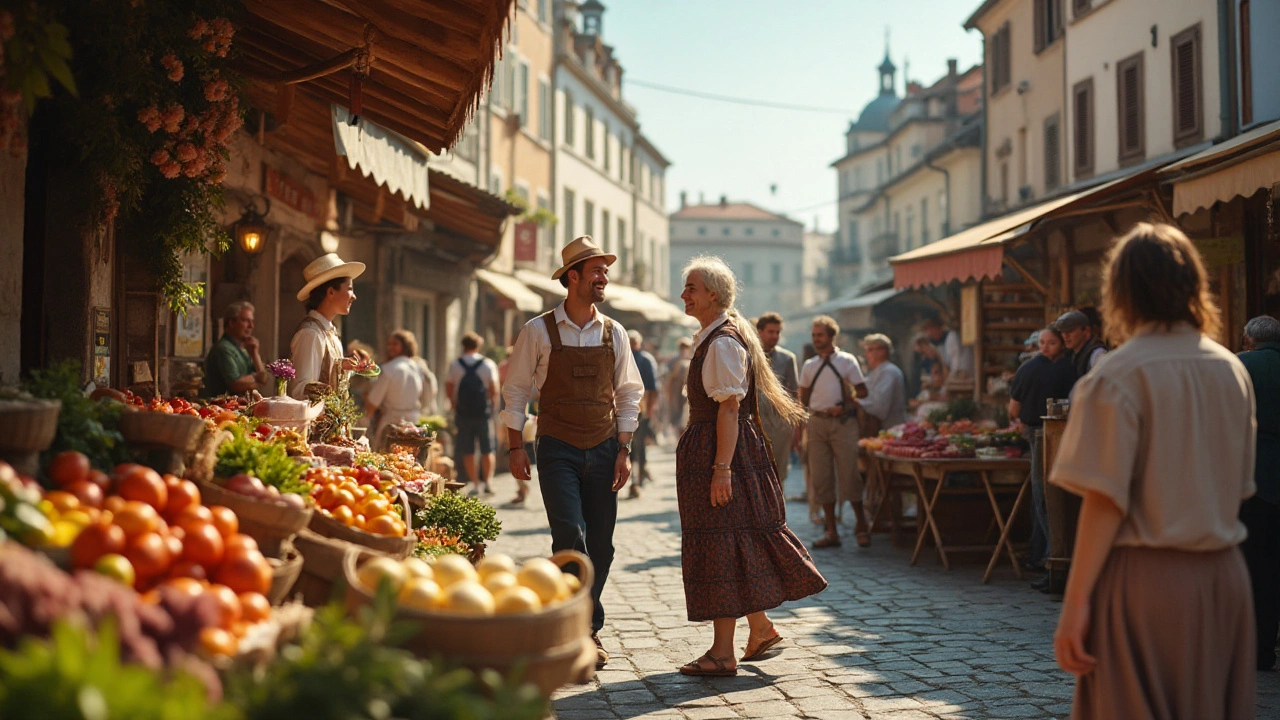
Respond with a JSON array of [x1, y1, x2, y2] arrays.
[[447, 332, 501, 495], [922, 317, 974, 384], [857, 333, 907, 430], [502, 236, 644, 669], [799, 315, 869, 549]]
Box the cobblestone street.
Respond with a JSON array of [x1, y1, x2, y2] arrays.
[[488, 445, 1280, 719]]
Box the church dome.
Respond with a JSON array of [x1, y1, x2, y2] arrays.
[[855, 93, 899, 133]]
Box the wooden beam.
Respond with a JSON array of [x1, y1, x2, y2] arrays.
[[328, 0, 485, 65], [1001, 255, 1049, 297], [276, 83, 297, 125], [371, 188, 386, 224], [378, 0, 492, 36]]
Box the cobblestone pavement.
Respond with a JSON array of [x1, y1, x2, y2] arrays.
[[487, 444, 1280, 719]]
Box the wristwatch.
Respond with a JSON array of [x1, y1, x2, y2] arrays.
[[619, 439, 633, 455]]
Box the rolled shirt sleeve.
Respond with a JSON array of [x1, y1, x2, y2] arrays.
[[701, 337, 750, 403], [1048, 373, 1140, 514], [500, 323, 542, 432], [612, 323, 644, 433], [288, 327, 325, 399]]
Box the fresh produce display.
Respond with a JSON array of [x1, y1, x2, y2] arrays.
[[355, 553, 583, 617], [122, 391, 202, 417], [19, 360, 128, 472], [306, 466, 408, 538], [859, 419, 1029, 460], [214, 425, 310, 495], [220, 473, 308, 510], [412, 526, 471, 559], [414, 490, 501, 551]]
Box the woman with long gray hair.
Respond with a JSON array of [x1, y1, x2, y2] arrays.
[[675, 255, 827, 677]]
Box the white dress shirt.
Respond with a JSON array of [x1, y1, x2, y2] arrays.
[[367, 356, 424, 413], [861, 361, 907, 428], [693, 313, 750, 403], [799, 350, 866, 412], [500, 302, 644, 433], [288, 310, 345, 399], [943, 330, 975, 376]]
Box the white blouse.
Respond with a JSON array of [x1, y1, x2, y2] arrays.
[[694, 314, 750, 403], [288, 310, 345, 399]]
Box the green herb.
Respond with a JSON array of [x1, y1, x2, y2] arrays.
[[0, 618, 235, 720], [414, 491, 501, 548], [926, 397, 980, 424], [223, 592, 546, 720], [22, 360, 129, 473], [308, 386, 361, 444], [214, 425, 309, 495]]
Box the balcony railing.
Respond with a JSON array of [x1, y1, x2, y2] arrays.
[[867, 233, 900, 263]]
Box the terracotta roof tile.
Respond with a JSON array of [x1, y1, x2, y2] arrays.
[[670, 202, 797, 222]]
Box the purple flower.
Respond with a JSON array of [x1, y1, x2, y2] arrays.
[[266, 358, 296, 379]]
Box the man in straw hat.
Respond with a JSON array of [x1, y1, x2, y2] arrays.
[[289, 252, 367, 399], [502, 236, 644, 669]]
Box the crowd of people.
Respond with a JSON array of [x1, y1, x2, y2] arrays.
[[195, 223, 1278, 717]]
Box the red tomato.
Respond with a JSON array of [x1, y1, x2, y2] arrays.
[[65, 479, 105, 509], [70, 522, 127, 569], [47, 451, 90, 488], [208, 506, 238, 539], [124, 532, 171, 583], [163, 477, 201, 518], [115, 465, 167, 511], [215, 548, 272, 595], [181, 521, 225, 570]]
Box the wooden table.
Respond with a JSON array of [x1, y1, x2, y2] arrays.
[[871, 454, 1032, 583]]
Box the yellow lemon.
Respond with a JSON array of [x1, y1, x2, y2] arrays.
[[397, 577, 442, 612], [431, 553, 478, 589], [36, 499, 57, 519], [357, 556, 407, 595], [402, 557, 434, 582], [494, 585, 543, 614], [482, 571, 517, 595], [476, 553, 516, 581], [52, 520, 80, 548], [441, 581, 495, 617], [563, 574, 582, 593], [60, 509, 93, 529], [517, 558, 567, 605]]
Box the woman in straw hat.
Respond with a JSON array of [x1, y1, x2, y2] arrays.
[[288, 253, 368, 399], [1050, 223, 1255, 718], [675, 255, 826, 677]]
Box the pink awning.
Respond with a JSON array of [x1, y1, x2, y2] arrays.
[[893, 244, 1005, 290]]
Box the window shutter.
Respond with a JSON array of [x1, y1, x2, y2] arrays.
[[1034, 0, 1046, 53], [1073, 79, 1093, 177], [1116, 53, 1145, 163], [1002, 24, 1012, 90], [1044, 114, 1060, 191], [1073, 0, 1091, 18], [1171, 25, 1202, 146]]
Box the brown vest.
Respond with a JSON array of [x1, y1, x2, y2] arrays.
[[535, 310, 618, 449]]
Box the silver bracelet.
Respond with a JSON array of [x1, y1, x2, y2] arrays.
[[713, 461, 731, 471]]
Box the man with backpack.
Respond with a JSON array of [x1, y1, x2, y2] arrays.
[[447, 332, 500, 495], [799, 315, 868, 549]]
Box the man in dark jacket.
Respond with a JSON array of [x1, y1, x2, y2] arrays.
[[1239, 315, 1280, 670], [1054, 310, 1106, 378]]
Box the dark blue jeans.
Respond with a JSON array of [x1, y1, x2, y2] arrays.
[[1027, 429, 1049, 567], [535, 435, 620, 634]]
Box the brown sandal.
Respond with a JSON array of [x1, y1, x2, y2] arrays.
[[741, 630, 784, 661], [812, 535, 842, 549], [679, 652, 738, 677], [855, 531, 871, 548]]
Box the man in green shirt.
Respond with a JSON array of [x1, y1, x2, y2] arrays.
[[203, 300, 266, 397], [1238, 314, 1280, 669]]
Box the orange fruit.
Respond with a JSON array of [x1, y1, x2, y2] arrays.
[[223, 533, 258, 558], [172, 504, 214, 533], [114, 501, 161, 539], [163, 577, 205, 597], [199, 626, 238, 657], [65, 480, 105, 510], [207, 583, 242, 629], [163, 477, 201, 518], [238, 592, 271, 623], [331, 505, 354, 526], [163, 533, 184, 564], [44, 490, 80, 514], [181, 521, 225, 569], [168, 560, 209, 582], [86, 469, 111, 492], [71, 522, 127, 569], [124, 532, 171, 583], [334, 488, 356, 509], [358, 495, 390, 517], [116, 465, 168, 511], [47, 451, 90, 488], [364, 514, 401, 537], [215, 548, 272, 595], [104, 495, 128, 516], [208, 506, 238, 539]]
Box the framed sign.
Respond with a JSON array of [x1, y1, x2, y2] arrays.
[[960, 285, 979, 346], [513, 221, 538, 262], [173, 254, 208, 358]]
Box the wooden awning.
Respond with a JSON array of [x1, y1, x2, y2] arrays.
[[237, 0, 514, 153], [1161, 118, 1280, 216]]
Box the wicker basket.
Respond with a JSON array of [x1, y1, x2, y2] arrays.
[[307, 488, 415, 559], [343, 548, 597, 696], [185, 429, 231, 484], [290, 530, 377, 608], [0, 400, 61, 476], [195, 478, 313, 559], [118, 411, 205, 452], [267, 542, 304, 605]]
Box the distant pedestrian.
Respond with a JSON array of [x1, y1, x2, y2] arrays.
[[365, 329, 436, 451], [1007, 326, 1075, 588], [1239, 314, 1280, 670], [675, 256, 825, 677], [502, 236, 644, 670], [447, 332, 500, 496], [1050, 223, 1255, 719], [1055, 309, 1107, 379], [857, 333, 906, 431], [799, 315, 869, 548], [666, 338, 693, 436], [628, 330, 659, 498], [754, 313, 800, 489], [921, 316, 973, 384], [203, 301, 266, 397]]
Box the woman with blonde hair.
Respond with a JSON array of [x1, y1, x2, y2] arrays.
[[675, 255, 827, 677], [1050, 222, 1256, 718]]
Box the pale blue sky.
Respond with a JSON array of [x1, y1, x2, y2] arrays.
[[602, 0, 985, 233]]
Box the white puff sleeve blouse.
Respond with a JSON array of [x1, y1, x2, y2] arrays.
[[697, 315, 750, 404]]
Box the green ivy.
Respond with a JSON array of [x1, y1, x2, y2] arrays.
[[0, 4, 77, 113]]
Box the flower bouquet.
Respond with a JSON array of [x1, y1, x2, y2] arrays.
[[266, 359, 295, 397]]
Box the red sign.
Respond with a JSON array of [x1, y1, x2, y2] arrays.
[[264, 166, 318, 218], [514, 221, 538, 262]]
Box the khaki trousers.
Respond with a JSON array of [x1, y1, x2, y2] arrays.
[[760, 413, 793, 483], [806, 414, 862, 507]]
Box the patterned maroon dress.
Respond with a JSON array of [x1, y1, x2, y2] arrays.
[[677, 322, 827, 622]]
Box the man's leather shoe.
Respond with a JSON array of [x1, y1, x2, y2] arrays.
[[592, 634, 609, 669]]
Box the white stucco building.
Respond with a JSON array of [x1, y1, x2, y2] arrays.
[[669, 197, 806, 323]]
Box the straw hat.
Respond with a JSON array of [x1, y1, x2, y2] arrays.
[[551, 236, 617, 280], [296, 253, 366, 302]]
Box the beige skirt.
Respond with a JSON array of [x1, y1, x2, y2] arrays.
[[1073, 546, 1255, 720]]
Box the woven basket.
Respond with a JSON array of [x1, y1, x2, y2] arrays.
[[118, 411, 205, 452], [267, 542, 304, 605], [185, 429, 230, 484], [290, 530, 377, 608], [307, 488, 415, 559], [343, 548, 597, 696], [0, 400, 61, 476], [196, 478, 313, 559]]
